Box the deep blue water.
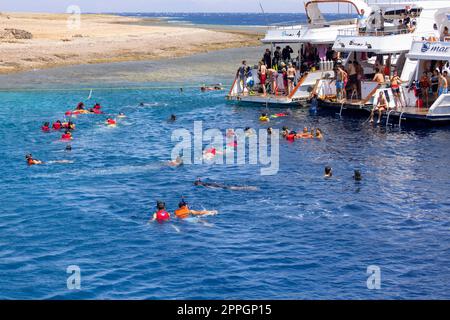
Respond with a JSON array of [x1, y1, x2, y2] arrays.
[[0, 84, 449, 299], [117, 12, 354, 26]]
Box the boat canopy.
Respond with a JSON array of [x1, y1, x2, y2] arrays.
[[305, 0, 370, 24], [407, 41, 450, 61]]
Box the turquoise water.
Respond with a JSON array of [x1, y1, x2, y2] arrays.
[[0, 48, 449, 299]]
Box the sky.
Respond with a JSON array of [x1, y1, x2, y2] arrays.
[[0, 0, 311, 13]]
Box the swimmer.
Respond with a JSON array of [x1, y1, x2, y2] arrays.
[[61, 130, 73, 140], [139, 102, 145, 107], [180, 88, 183, 93], [62, 121, 75, 131], [151, 201, 171, 223], [297, 127, 313, 139], [324, 166, 333, 178], [353, 170, 362, 181], [267, 127, 273, 135], [167, 156, 183, 167], [93, 103, 102, 110], [281, 126, 290, 138], [117, 112, 126, 118], [259, 113, 270, 122], [52, 120, 62, 130], [174, 199, 217, 219], [76, 102, 85, 110], [226, 129, 235, 137], [65, 144, 72, 151], [106, 118, 117, 126], [168, 114, 176, 122], [286, 130, 296, 142], [41, 122, 50, 132], [315, 128, 323, 139], [194, 178, 258, 191], [26, 154, 43, 166]]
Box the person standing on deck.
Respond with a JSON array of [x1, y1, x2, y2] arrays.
[[287, 63, 296, 96], [419, 71, 431, 107], [236, 60, 248, 94], [354, 61, 364, 99], [357, 9, 367, 34], [334, 67, 345, 102], [282, 45, 293, 63], [259, 61, 267, 96], [438, 71, 448, 96], [390, 71, 403, 109], [373, 68, 385, 85], [273, 47, 281, 71], [263, 49, 272, 69]]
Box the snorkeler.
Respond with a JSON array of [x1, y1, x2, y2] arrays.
[[174, 199, 217, 219], [65, 144, 72, 151], [118, 112, 126, 118], [353, 170, 362, 181], [281, 126, 290, 137], [194, 178, 258, 191], [76, 102, 85, 110], [267, 127, 273, 135], [61, 130, 73, 140], [41, 122, 50, 132], [151, 201, 170, 223], [25, 154, 43, 166], [93, 103, 102, 110], [259, 113, 270, 122], [106, 118, 117, 126], [52, 120, 62, 130], [169, 114, 176, 122], [324, 166, 333, 178]]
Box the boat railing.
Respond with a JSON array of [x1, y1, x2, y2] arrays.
[[267, 18, 357, 30], [412, 34, 450, 42], [338, 27, 412, 37]]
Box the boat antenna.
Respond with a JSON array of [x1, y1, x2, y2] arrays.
[[259, 2, 270, 26]]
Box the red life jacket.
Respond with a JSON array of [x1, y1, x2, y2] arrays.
[[53, 123, 61, 130], [61, 133, 72, 140], [155, 210, 170, 223], [42, 126, 50, 132], [286, 134, 295, 142], [107, 119, 116, 125]]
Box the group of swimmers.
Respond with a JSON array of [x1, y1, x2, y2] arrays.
[[27, 101, 126, 166], [151, 199, 218, 223], [282, 126, 323, 141], [324, 166, 362, 181]]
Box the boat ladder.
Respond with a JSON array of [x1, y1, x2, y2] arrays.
[[398, 111, 406, 128], [385, 110, 395, 128], [337, 101, 347, 118]]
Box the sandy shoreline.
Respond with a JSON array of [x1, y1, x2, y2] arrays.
[[0, 12, 262, 74]]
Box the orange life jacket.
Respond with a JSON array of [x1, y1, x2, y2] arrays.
[[174, 206, 190, 219]]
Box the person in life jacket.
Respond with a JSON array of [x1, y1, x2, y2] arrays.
[[93, 103, 102, 110], [26, 154, 43, 166], [297, 127, 313, 139], [259, 113, 270, 122], [52, 120, 62, 130], [174, 199, 217, 219], [61, 130, 73, 140], [106, 118, 116, 126], [286, 130, 296, 142], [62, 121, 76, 130], [151, 201, 170, 223], [41, 122, 50, 132]]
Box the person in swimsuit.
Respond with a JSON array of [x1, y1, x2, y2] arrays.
[[370, 91, 388, 124], [334, 67, 346, 101], [287, 63, 296, 96], [259, 61, 267, 96], [373, 68, 385, 85], [438, 71, 448, 96], [390, 71, 403, 109], [431, 69, 439, 99]]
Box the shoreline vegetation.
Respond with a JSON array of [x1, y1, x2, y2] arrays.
[[0, 12, 263, 75]]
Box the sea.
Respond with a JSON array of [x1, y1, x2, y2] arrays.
[[0, 14, 449, 300]]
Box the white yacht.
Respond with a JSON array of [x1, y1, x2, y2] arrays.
[[316, 1, 450, 125], [227, 0, 372, 105]]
